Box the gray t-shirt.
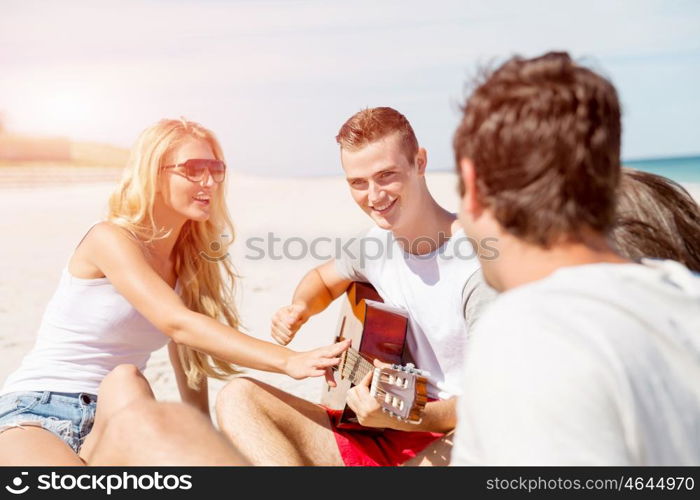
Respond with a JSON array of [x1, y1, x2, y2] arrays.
[[462, 269, 498, 338]]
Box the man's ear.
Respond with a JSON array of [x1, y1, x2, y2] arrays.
[[459, 157, 481, 216], [415, 148, 427, 175]]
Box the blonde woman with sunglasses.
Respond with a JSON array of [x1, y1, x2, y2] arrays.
[[0, 118, 349, 465]]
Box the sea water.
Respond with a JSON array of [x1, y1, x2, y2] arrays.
[[625, 155, 700, 184]]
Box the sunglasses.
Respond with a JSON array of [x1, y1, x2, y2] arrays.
[[163, 159, 226, 183]]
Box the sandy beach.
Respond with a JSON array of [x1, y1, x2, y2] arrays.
[[1, 168, 698, 419]]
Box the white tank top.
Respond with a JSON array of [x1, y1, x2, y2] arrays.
[[1, 224, 174, 396]]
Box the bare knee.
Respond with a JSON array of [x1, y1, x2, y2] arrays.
[[107, 363, 143, 380], [215, 377, 265, 427], [216, 377, 263, 410], [101, 364, 144, 388]]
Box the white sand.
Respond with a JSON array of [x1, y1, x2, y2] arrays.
[[0, 169, 698, 417]]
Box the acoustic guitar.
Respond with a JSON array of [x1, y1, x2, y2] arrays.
[[321, 282, 429, 427]]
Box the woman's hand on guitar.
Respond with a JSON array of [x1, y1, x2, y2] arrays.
[[282, 339, 351, 380], [271, 303, 308, 345]]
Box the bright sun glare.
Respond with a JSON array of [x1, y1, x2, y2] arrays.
[[13, 84, 99, 139]]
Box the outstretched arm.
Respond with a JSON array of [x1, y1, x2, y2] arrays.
[[85, 222, 349, 379]]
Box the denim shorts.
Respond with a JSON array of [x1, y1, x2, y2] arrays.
[[0, 391, 98, 454]]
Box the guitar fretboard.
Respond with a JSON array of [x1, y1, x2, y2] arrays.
[[338, 348, 375, 385]]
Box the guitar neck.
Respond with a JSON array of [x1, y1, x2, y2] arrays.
[[338, 348, 375, 385]]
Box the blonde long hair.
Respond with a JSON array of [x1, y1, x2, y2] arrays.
[[108, 118, 240, 389]]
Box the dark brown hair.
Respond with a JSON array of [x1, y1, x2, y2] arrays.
[[454, 52, 622, 247], [336, 107, 419, 162], [611, 168, 700, 272]]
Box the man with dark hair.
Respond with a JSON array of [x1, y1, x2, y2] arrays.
[[452, 52, 700, 465], [216, 107, 496, 465], [611, 168, 700, 272]]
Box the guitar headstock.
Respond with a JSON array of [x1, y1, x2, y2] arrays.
[[369, 363, 429, 424]]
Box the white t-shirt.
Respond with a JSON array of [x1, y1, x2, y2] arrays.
[[452, 259, 700, 465], [335, 226, 486, 399]]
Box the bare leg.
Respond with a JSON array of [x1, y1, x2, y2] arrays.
[[0, 364, 154, 466], [88, 401, 247, 465], [215, 377, 343, 466], [403, 431, 454, 466], [80, 364, 156, 462], [0, 426, 85, 466], [94, 364, 156, 417]]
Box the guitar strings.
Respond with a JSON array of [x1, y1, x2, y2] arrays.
[[335, 347, 424, 415], [341, 349, 373, 380], [337, 349, 413, 410], [341, 350, 398, 394]]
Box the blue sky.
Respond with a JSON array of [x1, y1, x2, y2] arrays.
[[1, 0, 699, 175]]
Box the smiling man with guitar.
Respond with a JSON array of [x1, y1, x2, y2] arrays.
[[215, 107, 496, 466]]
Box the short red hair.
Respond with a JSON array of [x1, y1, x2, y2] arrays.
[[336, 107, 419, 162]]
